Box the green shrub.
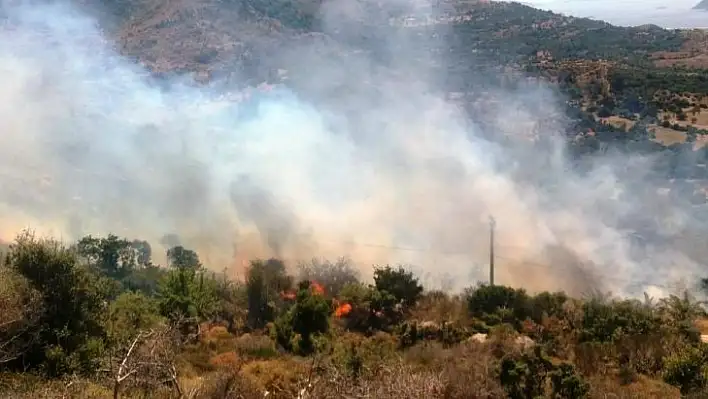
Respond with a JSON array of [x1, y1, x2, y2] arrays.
[[580, 298, 661, 343], [272, 280, 331, 355], [107, 291, 162, 345], [499, 346, 553, 399], [6, 232, 111, 376], [397, 321, 470, 349], [530, 291, 569, 322], [157, 266, 218, 327], [663, 345, 708, 394], [550, 363, 589, 398], [338, 282, 401, 333], [373, 265, 424, 309], [245, 258, 293, 330], [467, 284, 532, 329]]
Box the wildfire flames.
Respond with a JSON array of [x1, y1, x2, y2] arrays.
[[280, 291, 296, 300], [310, 281, 325, 296], [335, 303, 352, 318], [279, 280, 326, 300], [278, 281, 353, 319]]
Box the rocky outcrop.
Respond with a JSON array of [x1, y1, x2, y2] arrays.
[[466, 333, 536, 349]]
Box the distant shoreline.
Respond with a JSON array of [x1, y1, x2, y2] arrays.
[[513, 0, 708, 29]]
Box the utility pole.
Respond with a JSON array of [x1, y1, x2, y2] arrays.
[[489, 216, 496, 286]]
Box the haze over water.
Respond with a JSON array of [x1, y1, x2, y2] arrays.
[[518, 0, 708, 28]]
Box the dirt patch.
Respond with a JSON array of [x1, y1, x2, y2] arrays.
[[654, 53, 708, 68], [649, 125, 687, 146], [649, 124, 708, 149], [652, 30, 708, 69], [658, 107, 708, 131], [696, 318, 708, 335], [599, 116, 635, 131]]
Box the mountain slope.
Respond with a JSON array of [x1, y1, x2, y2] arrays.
[[78, 0, 689, 83]]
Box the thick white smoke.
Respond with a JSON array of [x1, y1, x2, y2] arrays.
[[0, 0, 704, 297]]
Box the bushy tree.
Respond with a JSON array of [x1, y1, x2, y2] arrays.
[[157, 259, 218, 337], [166, 245, 201, 269], [107, 291, 162, 346], [0, 265, 42, 365], [337, 282, 400, 333], [657, 292, 705, 342], [499, 347, 554, 399], [121, 263, 167, 296], [76, 234, 150, 280], [550, 363, 589, 398], [663, 345, 708, 394], [76, 234, 158, 294], [297, 257, 360, 297], [467, 284, 532, 329], [580, 298, 661, 343], [211, 270, 247, 333], [373, 265, 423, 308], [6, 231, 111, 376], [530, 291, 569, 322], [246, 258, 293, 330], [272, 280, 331, 355]]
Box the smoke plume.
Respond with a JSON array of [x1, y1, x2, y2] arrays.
[[0, 0, 705, 297]]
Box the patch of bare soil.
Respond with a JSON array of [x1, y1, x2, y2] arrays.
[[652, 29, 708, 68]]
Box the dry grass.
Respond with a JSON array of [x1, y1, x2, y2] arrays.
[[409, 290, 469, 324], [402, 341, 505, 398], [652, 30, 708, 69], [186, 371, 264, 399], [694, 318, 708, 335], [0, 373, 113, 399], [653, 53, 708, 69], [599, 116, 636, 131], [313, 342, 504, 398], [0, 327, 696, 399], [241, 358, 309, 397], [650, 125, 687, 145], [587, 374, 680, 399]]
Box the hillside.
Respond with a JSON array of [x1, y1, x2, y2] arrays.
[[695, 0, 708, 10], [86, 0, 708, 129], [79, 0, 689, 80], [82, 0, 708, 160]]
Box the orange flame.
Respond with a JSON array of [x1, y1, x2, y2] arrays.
[[310, 281, 325, 296], [335, 303, 352, 318], [280, 281, 324, 300], [280, 291, 296, 300]]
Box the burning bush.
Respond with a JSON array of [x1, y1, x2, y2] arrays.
[[297, 257, 360, 297], [335, 302, 353, 318], [272, 280, 331, 355], [336, 282, 403, 334]]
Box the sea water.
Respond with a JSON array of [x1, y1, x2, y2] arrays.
[[517, 0, 708, 29]]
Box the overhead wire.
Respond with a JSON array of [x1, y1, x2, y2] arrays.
[[241, 231, 685, 291]]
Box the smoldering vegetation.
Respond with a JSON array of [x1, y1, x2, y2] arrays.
[[0, 0, 705, 298]]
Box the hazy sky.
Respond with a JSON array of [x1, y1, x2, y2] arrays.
[[518, 0, 708, 28]]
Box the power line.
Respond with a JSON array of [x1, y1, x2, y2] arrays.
[[13, 218, 697, 291], [238, 234, 686, 291], [489, 215, 495, 286], [493, 254, 676, 290]]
